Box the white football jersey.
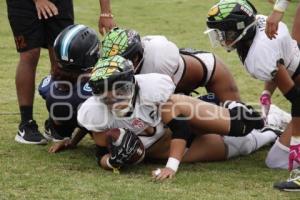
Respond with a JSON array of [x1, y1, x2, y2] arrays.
[[77, 73, 175, 148], [244, 15, 300, 81], [140, 36, 185, 85]]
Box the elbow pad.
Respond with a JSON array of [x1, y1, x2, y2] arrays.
[[284, 86, 300, 117]]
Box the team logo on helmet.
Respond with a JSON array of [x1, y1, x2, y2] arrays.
[[102, 28, 129, 58], [208, 5, 219, 17], [91, 55, 128, 81], [209, 0, 254, 20]]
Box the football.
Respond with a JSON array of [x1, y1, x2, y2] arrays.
[[106, 128, 145, 165]]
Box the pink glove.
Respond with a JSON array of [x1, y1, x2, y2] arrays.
[[260, 90, 271, 121], [289, 143, 300, 171]]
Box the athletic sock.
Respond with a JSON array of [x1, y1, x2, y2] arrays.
[[20, 106, 33, 124], [224, 129, 277, 159], [251, 129, 277, 149]]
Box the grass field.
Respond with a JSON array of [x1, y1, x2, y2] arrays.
[[0, 0, 299, 199]]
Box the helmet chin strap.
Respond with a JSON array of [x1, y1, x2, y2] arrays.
[[134, 57, 144, 74], [225, 20, 257, 52]]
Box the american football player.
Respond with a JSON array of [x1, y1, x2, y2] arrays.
[[77, 55, 266, 179], [77, 55, 174, 170], [100, 27, 240, 102], [38, 24, 100, 143], [206, 0, 300, 191]]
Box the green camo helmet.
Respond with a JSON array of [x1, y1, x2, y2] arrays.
[[89, 55, 135, 95], [205, 0, 257, 51], [101, 27, 144, 63]]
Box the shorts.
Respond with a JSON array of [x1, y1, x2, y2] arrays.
[[7, 0, 74, 52], [179, 48, 216, 86]]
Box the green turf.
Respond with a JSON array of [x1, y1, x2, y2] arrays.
[[0, 0, 299, 199]]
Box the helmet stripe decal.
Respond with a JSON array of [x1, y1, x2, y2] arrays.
[[60, 25, 86, 61]]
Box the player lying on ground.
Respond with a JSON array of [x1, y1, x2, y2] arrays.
[[50, 103, 290, 170], [205, 0, 300, 191], [38, 24, 100, 142], [100, 27, 240, 101], [75, 55, 265, 180]]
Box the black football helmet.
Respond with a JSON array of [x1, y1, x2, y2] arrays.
[[54, 24, 100, 72]]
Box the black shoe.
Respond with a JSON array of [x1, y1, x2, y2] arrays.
[[43, 119, 69, 142], [223, 100, 264, 131], [15, 120, 47, 145], [274, 169, 300, 192]]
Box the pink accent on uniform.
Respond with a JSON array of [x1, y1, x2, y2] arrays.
[[260, 92, 271, 120], [289, 144, 300, 171]]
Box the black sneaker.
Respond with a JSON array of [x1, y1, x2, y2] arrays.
[[15, 120, 48, 145], [274, 168, 300, 192], [43, 119, 70, 142]]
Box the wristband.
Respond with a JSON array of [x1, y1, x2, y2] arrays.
[[100, 13, 114, 18], [274, 0, 290, 12], [166, 157, 180, 172]]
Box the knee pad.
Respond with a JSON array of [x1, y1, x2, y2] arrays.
[[167, 115, 192, 142], [284, 86, 300, 117], [227, 102, 264, 137], [227, 109, 247, 137]]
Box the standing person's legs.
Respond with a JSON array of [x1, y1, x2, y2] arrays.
[[7, 0, 48, 144], [45, 0, 74, 75], [16, 48, 40, 121]]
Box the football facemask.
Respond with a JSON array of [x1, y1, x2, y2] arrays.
[[205, 20, 256, 52]]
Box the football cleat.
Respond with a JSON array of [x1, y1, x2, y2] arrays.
[[15, 120, 47, 145], [274, 168, 300, 192], [267, 105, 291, 131], [43, 119, 70, 142]]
